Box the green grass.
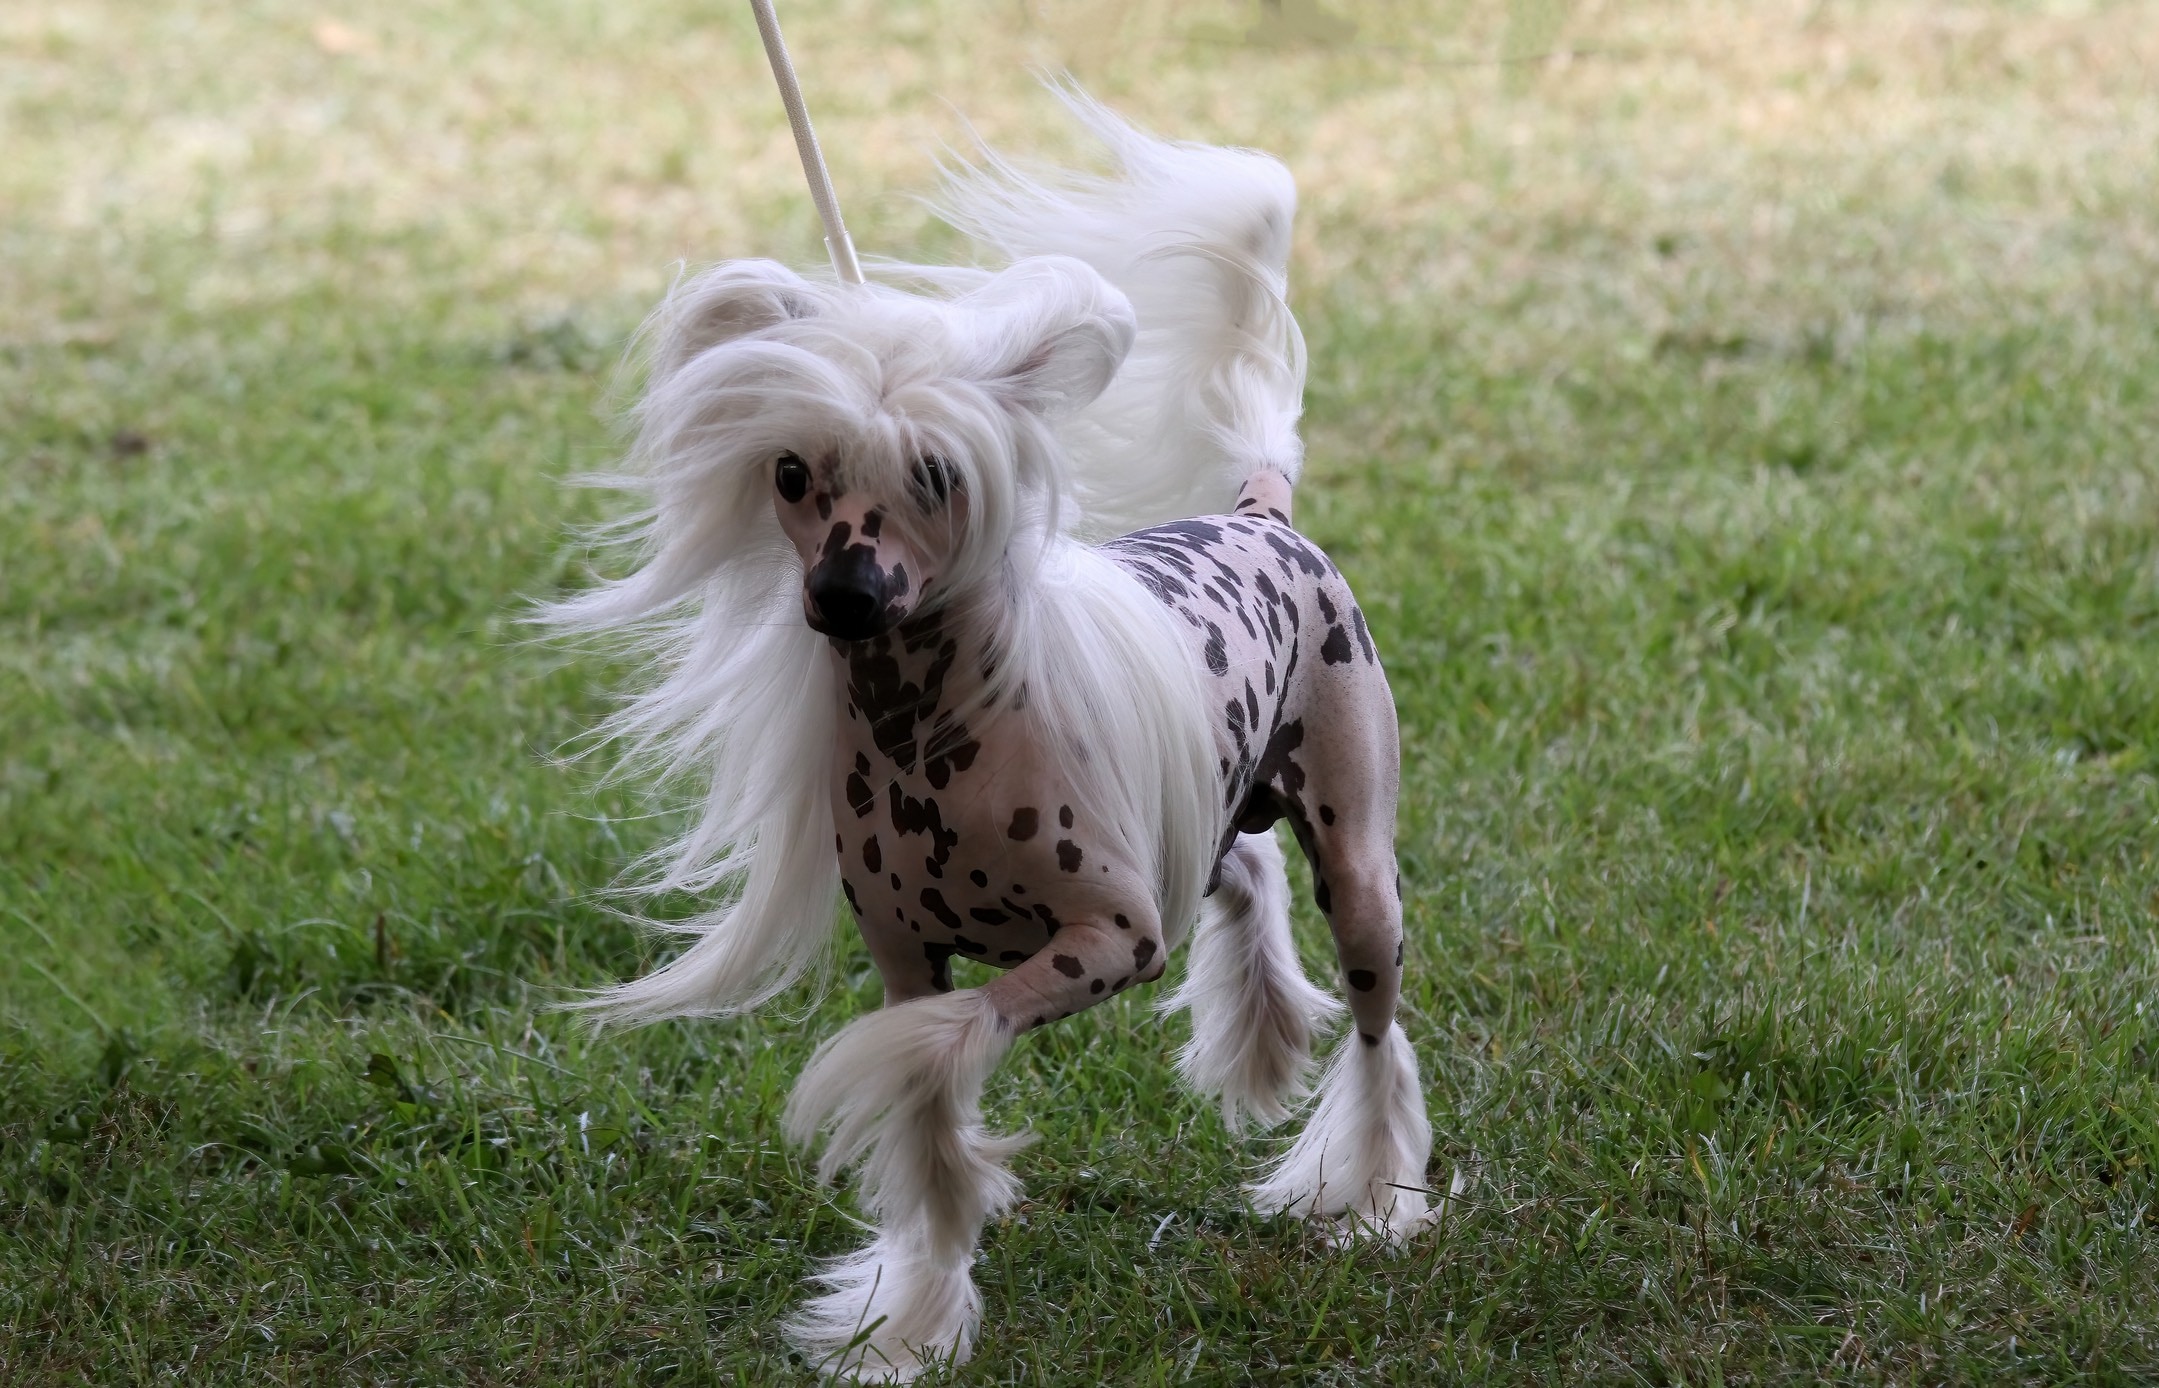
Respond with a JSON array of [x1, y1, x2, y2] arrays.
[[6, 1, 2159, 1382]]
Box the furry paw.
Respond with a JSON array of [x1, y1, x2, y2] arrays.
[[788, 1234, 979, 1381], [1247, 1025, 1434, 1245], [1166, 831, 1342, 1130]]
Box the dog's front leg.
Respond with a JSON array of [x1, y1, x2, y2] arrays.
[[783, 987, 1024, 1380], [782, 911, 1164, 1379], [977, 911, 1169, 1032]]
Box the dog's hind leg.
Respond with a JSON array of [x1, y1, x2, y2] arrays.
[[1248, 795, 1433, 1243], [1164, 830, 1341, 1129]]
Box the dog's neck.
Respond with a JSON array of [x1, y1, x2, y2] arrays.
[[828, 602, 994, 782]]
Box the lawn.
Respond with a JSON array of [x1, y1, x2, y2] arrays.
[[5, 0, 2159, 1381]]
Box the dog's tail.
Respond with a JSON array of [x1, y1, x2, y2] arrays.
[[940, 84, 1306, 539]]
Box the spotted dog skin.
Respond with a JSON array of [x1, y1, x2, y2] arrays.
[[830, 472, 1405, 1051]]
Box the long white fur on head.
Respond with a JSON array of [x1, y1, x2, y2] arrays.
[[541, 248, 1175, 1022]]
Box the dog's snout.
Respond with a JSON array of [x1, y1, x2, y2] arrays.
[[806, 548, 895, 641], [810, 579, 883, 639]]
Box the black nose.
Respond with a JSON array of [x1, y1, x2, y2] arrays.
[[810, 581, 882, 640], [806, 550, 893, 641]]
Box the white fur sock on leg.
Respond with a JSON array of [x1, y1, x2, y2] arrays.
[[1164, 832, 1342, 1130], [1247, 1024, 1433, 1243], [783, 990, 1025, 1380], [786, 1231, 986, 1382]]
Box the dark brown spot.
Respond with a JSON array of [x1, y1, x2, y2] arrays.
[[924, 942, 957, 991], [1090, 979, 1105, 994], [920, 888, 962, 931], [1133, 939, 1156, 970], [1114, 914, 1131, 930], [1056, 840, 1083, 872], [862, 836, 881, 873], [1318, 804, 1336, 827], [1058, 805, 1074, 829], [1007, 808, 1039, 841], [970, 869, 989, 888], [1360, 1031, 1380, 1047], [1347, 968, 1377, 992], [1052, 954, 1084, 979]]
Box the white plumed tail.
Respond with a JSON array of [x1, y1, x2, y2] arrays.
[[1163, 831, 1342, 1130], [1248, 1026, 1434, 1243], [941, 83, 1307, 538]]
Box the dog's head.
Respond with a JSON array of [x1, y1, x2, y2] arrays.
[[640, 256, 1135, 642]]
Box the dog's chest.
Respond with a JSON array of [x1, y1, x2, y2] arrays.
[[825, 621, 1142, 977]]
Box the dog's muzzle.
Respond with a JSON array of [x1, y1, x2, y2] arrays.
[[805, 548, 899, 641]]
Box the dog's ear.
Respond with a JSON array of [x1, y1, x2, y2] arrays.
[[649, 259, 819, 383], [966, 257, 1136, 418]]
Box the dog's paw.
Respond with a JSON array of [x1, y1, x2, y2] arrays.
[[1308, 1189, 1435, 1250], [788, 1235, 979, 1382]]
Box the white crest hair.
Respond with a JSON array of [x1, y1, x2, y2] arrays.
[[546, 92, 1306, 1023]]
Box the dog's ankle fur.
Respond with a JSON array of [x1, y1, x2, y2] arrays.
[[1248, 1023, 1434, 1243], [1165, 830, 1342, 1130], [784, 990, 1026, 1377]]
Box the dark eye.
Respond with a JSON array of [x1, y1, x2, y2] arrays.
[[913, 455, 954, 509], [774, 452, 810, 503]]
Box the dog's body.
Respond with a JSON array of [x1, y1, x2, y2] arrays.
[[554, 93, 1431, 1379], [833, 477, 1400, 1031]]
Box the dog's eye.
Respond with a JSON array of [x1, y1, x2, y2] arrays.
[[774, 453, 811, 503], [913, 455, 954, 509]]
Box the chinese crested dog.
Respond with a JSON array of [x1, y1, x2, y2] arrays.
[[551, 92, 1432, 1379]]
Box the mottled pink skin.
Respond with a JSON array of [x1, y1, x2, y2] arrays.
[[821, 474, 1407, 1049]]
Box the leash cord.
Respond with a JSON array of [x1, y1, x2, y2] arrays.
[[748, 0, 866, 285]]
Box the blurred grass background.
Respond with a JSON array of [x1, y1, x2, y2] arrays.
[[4, 1, 2158, 1381]]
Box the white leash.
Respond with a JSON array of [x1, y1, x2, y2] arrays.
[[747, 0, 865, 285]]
